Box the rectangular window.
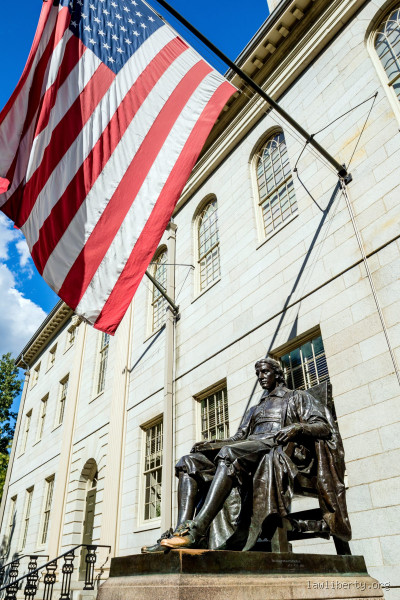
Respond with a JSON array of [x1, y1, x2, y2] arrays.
[[48, 345, 57, 369], [67, 325, 76, 348], [20, 487, 33, 550], [199, 386, 229, 441], [57, 376, 69, 426], [6, 496, 17, 550], [31, 363, 41, 387], [97, 333, 110, 395], [37, 395, 48, 441], [21, 410, 32, 454], [40, 477, 54, 546], [143, 420, 163, 521], [279, 334, 329, 390]]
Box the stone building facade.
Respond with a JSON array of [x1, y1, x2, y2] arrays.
[[0, 0, 400, 597]]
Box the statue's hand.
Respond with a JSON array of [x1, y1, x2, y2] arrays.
[[274, 424, 302, 444], [190, 440, 216, 453]]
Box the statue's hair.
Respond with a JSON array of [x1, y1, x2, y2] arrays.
[[255, 357, 286, 385]]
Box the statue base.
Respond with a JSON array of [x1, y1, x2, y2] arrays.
[[96, 550, 384, 600]]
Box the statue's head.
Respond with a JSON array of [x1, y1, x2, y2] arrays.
[[255, 357, 286, 390]]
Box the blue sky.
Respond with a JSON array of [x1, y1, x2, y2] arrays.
[[0, 0, 268, 360]]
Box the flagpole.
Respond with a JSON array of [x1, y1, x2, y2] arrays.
[[151, 0, 349, 180], [145, 270, 179, 315]]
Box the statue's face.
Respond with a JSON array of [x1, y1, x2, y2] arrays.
[[256, 362, 276, 391]]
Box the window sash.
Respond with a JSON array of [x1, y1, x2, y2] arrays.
[[143, 421, 163, 521], [151, 251, 167, 331], [280, 336, 329, 391], [375, 8, 400, 101], [21, 411, 32, 453], [41, 478, 54, 545], [200, 388, 229, 441], [21, 489, 33, 550], [38, 398, 48, 440], [198, 200, 220, 291], [58, 378, 69, 425], [97, 333, 110, 395]]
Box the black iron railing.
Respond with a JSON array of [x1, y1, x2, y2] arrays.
[[0, 555, 48, 590], [0, 545, 111, 600]]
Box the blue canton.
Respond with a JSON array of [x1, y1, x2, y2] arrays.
[[59, 0, 164, 74]]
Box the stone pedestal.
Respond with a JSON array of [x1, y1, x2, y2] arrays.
[[97, 550, 384, 600]]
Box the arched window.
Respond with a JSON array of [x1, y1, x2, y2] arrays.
[[256, 131, 297, 237], [151, 249, 167, 332], [198, 199, 220, 292], [375, 7, 400, 103]]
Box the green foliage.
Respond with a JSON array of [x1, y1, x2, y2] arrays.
[[0, 353, 21, 501]]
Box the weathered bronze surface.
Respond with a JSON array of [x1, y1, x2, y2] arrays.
[[144, 358, 351, 553]]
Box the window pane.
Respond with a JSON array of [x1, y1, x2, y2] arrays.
[[280, 335, 329, 390], [375, 8, 400, 101], [257, 132, 297, 236], [144, 421, 163, 521], [198, 200, 221, 291], [152, 250, 167, 331], [200, 387, 229, 441]]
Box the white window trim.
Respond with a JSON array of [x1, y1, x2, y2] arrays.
[[367, 2, 400, 125], [19, 487, 34, 552], [30, 363, 41, 389], [19, 410, 32, 456], [250, 128, 298, 244], [146, 247, 168, 337], [55, 375, 69, 428], [46, 345, 57, 372], [5, 495, 17, 553], [36, 394, 49, 443], [138, 416, 163, 529], [193, 195, 221, 298], [91, 333, 110, 399], [37, 476, 55, 548], [194, 379, 229, 442]]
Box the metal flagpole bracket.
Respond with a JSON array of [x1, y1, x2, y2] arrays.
[[145, 270, 180, 317]]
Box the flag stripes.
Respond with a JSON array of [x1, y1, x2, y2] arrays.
[[0, 0, 236, 333]]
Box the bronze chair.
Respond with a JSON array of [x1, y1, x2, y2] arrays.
[[268, 380, 351, 555]]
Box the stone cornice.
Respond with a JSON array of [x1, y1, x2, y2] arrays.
[[175, 0, 367, 212], [16, 301, 74, 368]]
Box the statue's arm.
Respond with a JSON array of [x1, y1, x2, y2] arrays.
[[275, 391, 330, 444]]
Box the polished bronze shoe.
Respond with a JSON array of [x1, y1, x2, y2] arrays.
[[141, 528, 173, 553], [160, 520, 206, 549]]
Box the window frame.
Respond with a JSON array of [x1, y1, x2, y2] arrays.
[[30, 363, 41, 388], [56, 376, 69, 427], [140, 417, 163, 525], [20, 409, 32, 455], [271, 327, 329, 391], [47, 345, 57, 371], [20, 487, 34, 551], [251, 129, 298, 244], [36, 394, 48, 442], [38, 476, 55, 547], [96, 332, 110, 396], [195, 380, 230, 442], [148, 247, 168, 335], [368, 2, 400, 124], [194, 196, 221, 295], [6, 495, 17, 552]]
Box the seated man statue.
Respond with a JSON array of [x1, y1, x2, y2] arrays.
[[142, 357, 351, 553]]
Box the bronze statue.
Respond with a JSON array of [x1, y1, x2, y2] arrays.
[[142, 357, 351, 553]]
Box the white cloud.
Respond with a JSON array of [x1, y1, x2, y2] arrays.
[[0, 215, 47, 357], [0, 264, 47, 357]]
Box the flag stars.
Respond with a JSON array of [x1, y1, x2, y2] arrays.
[[98, 29, 106, 36], [116, 47, 125, 54], [103, 42, 111, 49], [89, 3, 96, 9], [128, 18, 135, 24], [125, 38, 132, 44], [108, 56, 116, 63], [132, 30, 139, 36], [111, 1, 117, 6], [131, 1, 138, 5], [81, 12, 88, 19], [116, 13, 122, 19], [71, 20, 78, 27], [112, 33, 119, 40], [94, 16, 101, 23], [106, 21, 114, 27], [140, 22, 147, 29], [148, 16, 155, 22], [103, 8, 110, 15], [88, 38, 97, 45], [120, 25, 127, 32], [84, 25, 92, 32], [135, 11, 142, 17], [123, 6, 130, 12]]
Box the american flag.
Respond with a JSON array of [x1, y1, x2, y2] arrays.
[[0, 0, 235, 333]]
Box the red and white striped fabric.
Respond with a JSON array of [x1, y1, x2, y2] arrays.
[[0, 0, 235, 334]]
